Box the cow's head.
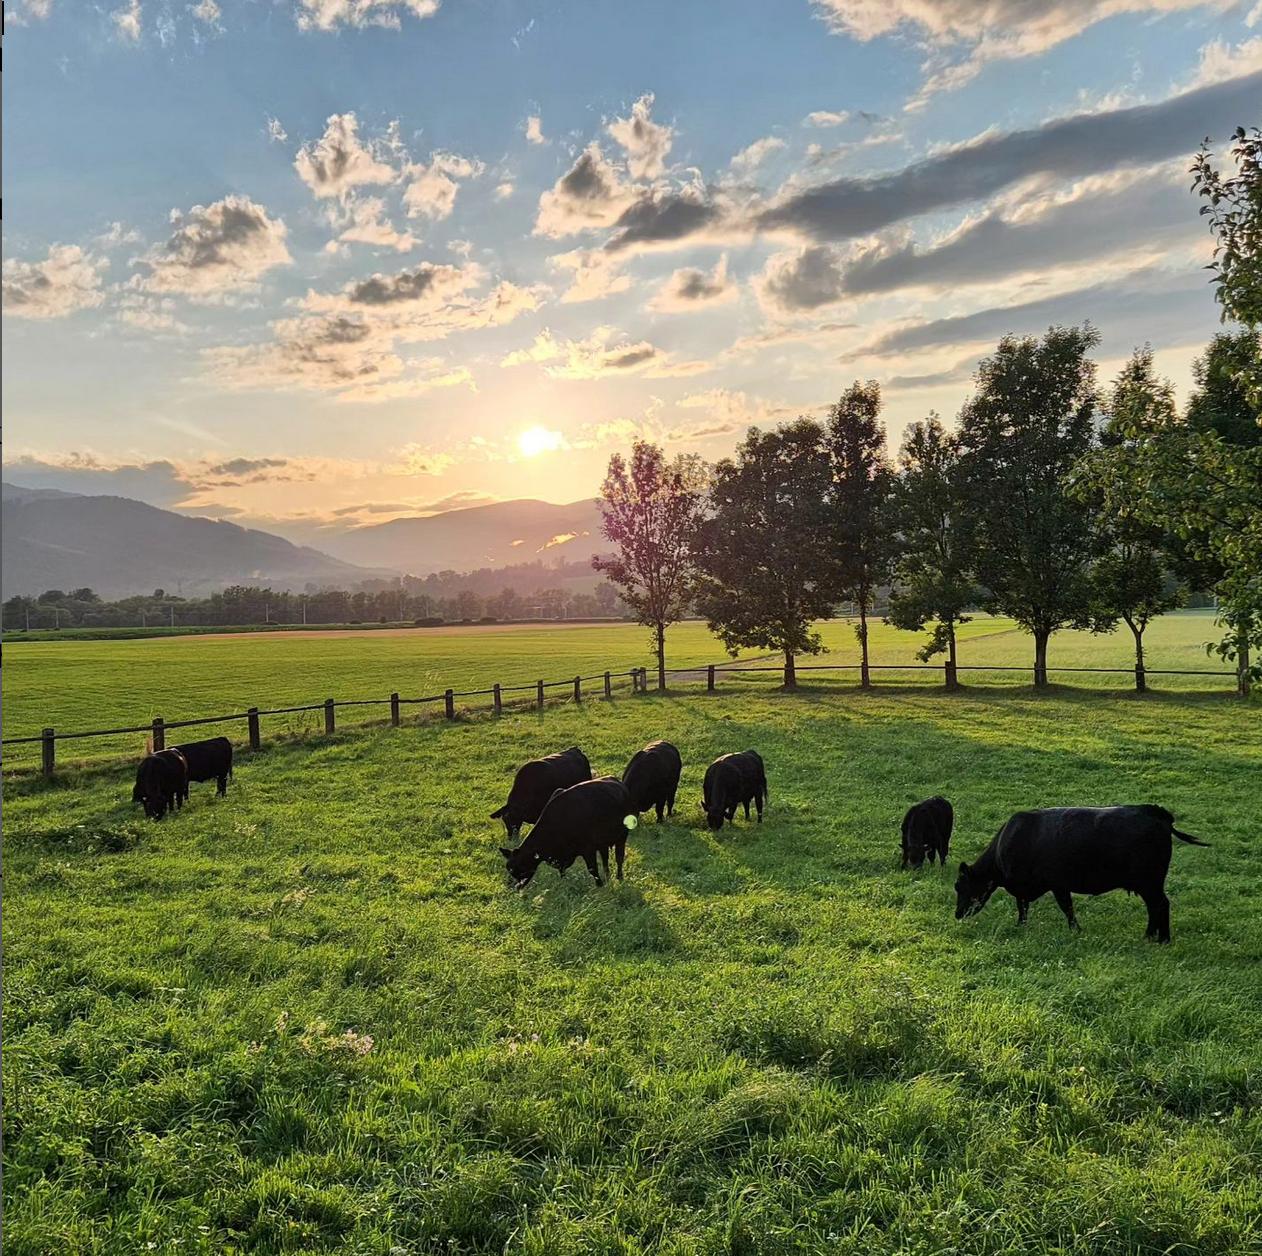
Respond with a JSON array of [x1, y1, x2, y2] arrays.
[[702, 796, 725, 831], [133, 764, 170, 820], [500, 844, 542, 889], [954, 862, 994, 919], [902, 833, 926, 870], [490, 804, 522, 840]]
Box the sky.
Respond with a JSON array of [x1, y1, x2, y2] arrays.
[[2, 0, 1259, 547]]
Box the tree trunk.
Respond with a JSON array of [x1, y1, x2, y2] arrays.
[[1033, 629, 1050, 689], [946, 623, 959, 690], [1239, 632, 1252, 700], [656, 621, 667, 692], [859, 600, 871, 688], [784, 652, 797, 690], [1130, 620, 1146, 693]]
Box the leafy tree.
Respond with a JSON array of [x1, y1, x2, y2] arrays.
[[1193, 127, 1262, 332], [70, 588, 100, 603], [956, 326, 1103, 687], [825, 381, 895, 687], [695, 420, 837, 689], [1077, 350, 1182, 689], [38, 590, 67, 604], [1186, 331, 1262, 447], [594, 439, 708, 690], [884, 414, 976, 684]]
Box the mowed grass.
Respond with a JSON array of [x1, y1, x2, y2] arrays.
[[0, 612, 1236, 769], [3, 681, 1260, 1254]]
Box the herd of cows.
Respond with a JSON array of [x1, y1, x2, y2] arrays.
[[131, 735, 1210, 942]]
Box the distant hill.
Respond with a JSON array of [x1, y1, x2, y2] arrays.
[[318, 497, 606, 575], [1, 483, 388, 599]]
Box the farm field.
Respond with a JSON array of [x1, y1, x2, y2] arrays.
[[3, 680, 1261, 1254], [0, 611, 1237, 769]]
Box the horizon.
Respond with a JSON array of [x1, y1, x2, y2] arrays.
[[4, 1, 1259, 549]]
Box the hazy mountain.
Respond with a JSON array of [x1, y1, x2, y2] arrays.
[[318, 497, 606, 575], [2, 483, 388, 599]]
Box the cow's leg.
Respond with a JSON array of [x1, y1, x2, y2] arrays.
[[1053, 891, 1079, 930], [1143, 890, 1171, 943], [667, 791, 676, 816], [743, 799, 751, 820], [217, 773, 228, 796], [656, 800, 665, 823], [583, 852, 604, 885], [755, 793, 764, 824], [615, 836, 625, 881], [1017, 898, 1029, 925]]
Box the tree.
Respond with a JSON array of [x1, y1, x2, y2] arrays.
[[1077, 350, 1182, 689], [956, 326, 1103, 687], [884, 414, 976, 684], [1186, 331, 1262, 448], [1193, 126, 1262, 333], [825, 381, 895, 687], [694, 420, 837, 689], [593, 439, 708, 690]]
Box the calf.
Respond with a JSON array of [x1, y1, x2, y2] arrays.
[[954, 805, 1209, 942], [702, 750, 767, 832], [491, 746, 592, 839], [132, 750, 189, 820], [901, 795, 953, 869], [622, 740, 682, 823], [500, 776, 637, 888]]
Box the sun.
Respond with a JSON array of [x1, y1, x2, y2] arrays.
[[518, 426, 565, 458]]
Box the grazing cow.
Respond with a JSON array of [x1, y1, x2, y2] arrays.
[[702, 750, 767, 832], [623, 740, 682, 823], [500, 776, 637, 888], [175, 737, 234, 800], [954, 805, 1209, 942], [901, 795, 953, 869], [490, 746, 592, 838], [132, 750, 190, 820]]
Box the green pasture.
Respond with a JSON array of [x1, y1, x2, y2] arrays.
[[0, 611, 1238, 769], [2, 681, 1259, 1254]]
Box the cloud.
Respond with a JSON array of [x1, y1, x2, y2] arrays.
[[133, 195, 291, 298], [293, 0, 440, 33], [495, 181, 515, 200], [607, 92, 675, 179], [672, 388, 788, 438], [730, 136, 787, 172], [549, 249, 633, 304], [112, 0, 142, 41], [117, 294, 191, 333], [756, 244, 848, 313], [332, 196, 417, 251], [267, 117, 288, 143], [805, 110, 850, 127], [525, 115, 547, 145], [757, 70, 1262, 243], [295, 113, 397, 202], [500, 326, 715, 380], [311, 260, 478, 309], [650, 255, 738, 312], [192, 0, 220, 23], [402, 152, 484, 220], [1189, 36, 1262, 87], [602, 185, 726, 253], [3, 245, 109, 319], [534, 143, 639, 237]]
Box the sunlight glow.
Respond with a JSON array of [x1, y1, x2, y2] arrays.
[[517, 426, 565, 458]]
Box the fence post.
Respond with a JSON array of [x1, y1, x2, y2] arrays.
[[41, 728, 55, 779], [445, 689, 456, 720], [248, 706, 261, 750], [536, 680, 545, 711], [573, 675, 581, 703], [324, 698, 335, 734], [493, 683, 503, 715], [151, 717, 165, 752], [604, 671, 612, 699], [707, 664, 716, 692], [642, 667, 649, 692], [390, 692, 400, 726]]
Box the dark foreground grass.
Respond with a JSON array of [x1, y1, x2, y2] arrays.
[[3, 687, 1261, 1255]]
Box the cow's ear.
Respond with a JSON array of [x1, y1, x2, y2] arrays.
[[499, 846, 514, 858], [490, 806, 506, 819], [958, 861, 968, 875]]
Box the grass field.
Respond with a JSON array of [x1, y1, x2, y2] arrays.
[[0, 612, 1239, 769], [3, 645, 1260, 1253]]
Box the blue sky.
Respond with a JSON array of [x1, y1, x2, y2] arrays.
[[3, 0, 1258, 545]]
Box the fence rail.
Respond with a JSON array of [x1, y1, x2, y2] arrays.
[[2, 655, 1245, 779]]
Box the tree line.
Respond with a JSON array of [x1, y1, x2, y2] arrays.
[[596, 129, 1260, 693]]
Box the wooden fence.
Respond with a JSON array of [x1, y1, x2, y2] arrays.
[[1, 656, 1246, 780]]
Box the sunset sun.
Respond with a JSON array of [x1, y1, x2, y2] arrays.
[[517, 426, 564, 458]]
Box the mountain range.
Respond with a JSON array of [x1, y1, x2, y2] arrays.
[[1, 483, 606, 599]]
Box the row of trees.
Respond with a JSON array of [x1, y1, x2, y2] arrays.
[[595, 127, 1259, 694]]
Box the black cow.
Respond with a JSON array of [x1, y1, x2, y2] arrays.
[[499, 776, 636, 888], [954, 805, 1209, 942], [702, 750, 767, 832], [490, 746, 591, 838], [132, 736, 233, 820], [901, 795, 953, 868], [623, 740, 682, 823]]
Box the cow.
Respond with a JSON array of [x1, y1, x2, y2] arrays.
[[490, 746, 592, 839], [132, 750, 190, 820], [622, 740, 682, 823], [176, 736, 234, 799], [499, 776, 637, 888], [901, 795, 953, 869], [954, 805, 1209, 942], [702, 750, 767, 832]]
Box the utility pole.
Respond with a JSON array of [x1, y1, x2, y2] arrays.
[[170, 605, 175, 628], [303, 598, 308, 626], [141, 609, 147, 628]]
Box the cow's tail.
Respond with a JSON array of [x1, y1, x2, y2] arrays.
[[1173, 827, 1210, 847]]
